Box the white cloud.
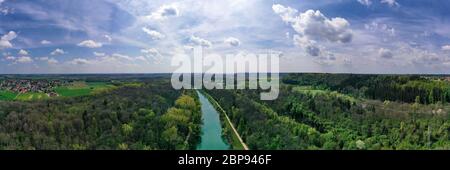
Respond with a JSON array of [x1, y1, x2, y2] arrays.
[[357, 0, 372, 6], [273, 5, 353, 43], [51, 48, 65, 55], [5, 56, 15, 60], [148, 4, 179, 20], [0, 0, 9, 15], [294, 35, 321, 56], [70, 58, 91, 65], [18, 49, 29, 56], [104, 35, 112, 42], [188, 35, 212, 48], [441, 45, 450, 51], [77, 40, 102, 48], [142, 27, 165, 40], [224, 37, 241, 47], [38, 56, 58, 64], [41, 40, 51, 45], [16, 56, 33, 63], [111, 53, 133, 61], [381, 0, 399, 7], [272, 4, 298, 24], [0, 31, 17, 49], [378, 48, 393, 59], [47, 58, 58, 64], [364, 22, 395, 36], [273, 5, 352, 57], [93, 52, 106, 57]]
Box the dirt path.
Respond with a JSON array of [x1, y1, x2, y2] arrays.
[[206, 93, 249, 150]]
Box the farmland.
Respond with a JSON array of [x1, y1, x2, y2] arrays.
[[0, 79, 116, 101], [54, 82, 116, 97], [0, 90, 17, 101]]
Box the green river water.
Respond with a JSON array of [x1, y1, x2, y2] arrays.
[[196, 91, 230, 150]]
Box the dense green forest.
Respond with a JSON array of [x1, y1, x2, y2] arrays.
[[0, 79, 201, 150], [206, 74, 450, 149], [283, 74, 450, 104], [0, 74, 449, 150]]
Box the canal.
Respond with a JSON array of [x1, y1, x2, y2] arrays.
[[196, 91, 230, 150]]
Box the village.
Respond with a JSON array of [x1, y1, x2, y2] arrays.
[[0, 79, 69, 96]]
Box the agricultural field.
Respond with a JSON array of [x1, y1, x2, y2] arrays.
[[0, 90, 17, 101], [54, 81, 116, 97], [15, 92, 50, 101]]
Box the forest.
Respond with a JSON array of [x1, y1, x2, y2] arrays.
[[0, 74, 449, 150], [206, 73, 450, 149], [0, 78, 201, 150]]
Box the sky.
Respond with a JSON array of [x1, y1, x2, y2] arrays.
[[1, 0, 450, 74]]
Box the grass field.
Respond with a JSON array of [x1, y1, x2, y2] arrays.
[[54, 81, 115, 97], [15, 92, 49, 101], [0, 90, 17, 101]]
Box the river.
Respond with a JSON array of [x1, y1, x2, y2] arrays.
[[196, 91, 230, 150]]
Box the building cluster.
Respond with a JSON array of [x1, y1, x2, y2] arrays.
[[0, 79, 69, 96]]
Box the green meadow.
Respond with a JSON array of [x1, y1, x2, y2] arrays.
[[0, 90, 17, 101], [15, 92, 49, 101], [54, 82, 116, 97]]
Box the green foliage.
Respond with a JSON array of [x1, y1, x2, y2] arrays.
[[208, 74, 450, 150], [0, 90, 17, 101], [0, 79, 201, 150]]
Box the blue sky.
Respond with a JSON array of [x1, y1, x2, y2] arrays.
[[0, 0, 450, 74]]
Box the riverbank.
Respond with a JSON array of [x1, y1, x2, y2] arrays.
[[198, 90, 249, 150]]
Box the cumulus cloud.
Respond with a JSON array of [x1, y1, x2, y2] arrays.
[[378, 48, 393, 59], [148, 4, 179, 20], [16, 56, 33, 63], [357, 0, 372, 6], [224, 37, 241, 47], [273, 4, 352, 57], [441, 45, 450, 51], [294, 35, 321, 56], [188, 35, 212, 48], [18, 49, 29, 56], [0, 31, 17, 49], [142, 27, 165, 40], [41, 40, 51, 45], [77, 40, 102, 48], [51, 48, 65, 55], [273, 5, 353, 43], [272, 4, 298, 24]]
